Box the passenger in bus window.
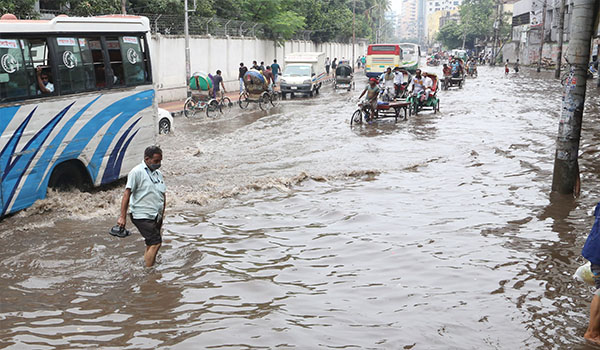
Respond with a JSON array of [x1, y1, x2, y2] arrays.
[[111, 64, 124, 85], [95, 65, 107, 88], [36, 66, 54, 94]]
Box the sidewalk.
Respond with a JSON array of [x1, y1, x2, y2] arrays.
[[159, 69, 363, 115]]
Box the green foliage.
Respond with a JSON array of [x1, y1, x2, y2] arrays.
[[66, 0, 121, 16], [5, 0, 381, 42], [0, 0, 37, 18], [435, 0, 511, 50], [436, 22, 464, 49]]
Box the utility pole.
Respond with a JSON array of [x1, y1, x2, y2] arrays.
[[551, 0, 599, 195], [121, 0, 126, 14], [536, 0, 548, 72], [491, 0, 500, 66], [352, 0, 356, 72], [184, 0, 191, 93], [555, 0, 566, 78]]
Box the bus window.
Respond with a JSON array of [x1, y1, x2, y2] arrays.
[[0, 39, 30, 101], [77, 38, 97, 91], [106, 37, 125, 87], [55, 37, 93, 94], [119, 35, 147, 85], [89, 39, 107, 88], [28, 39, 55, 96]]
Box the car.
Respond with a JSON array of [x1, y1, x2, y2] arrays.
[[158, 107, 174, 134]]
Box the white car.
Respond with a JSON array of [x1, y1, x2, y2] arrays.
[[158, 107, 174, 134]]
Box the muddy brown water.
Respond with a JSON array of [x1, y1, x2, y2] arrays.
[[2, 65, 600, 349]]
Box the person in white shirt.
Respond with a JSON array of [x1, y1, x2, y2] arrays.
[[393, 67, 404, 98], [36, 66, 54, 94], [379, 67, 395, 100], [423, 74, 434, 102], [411, 69, 425, 97]]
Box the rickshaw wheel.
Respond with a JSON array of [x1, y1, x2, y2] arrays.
[[258, 93, 272, 111], [206, 100, 220, 118], [270, 92, 281, 107], [351, 109, 363, 125], [221, 97, 232, 113], [183, 97, 196, 118], [238, 93, 250, 109]]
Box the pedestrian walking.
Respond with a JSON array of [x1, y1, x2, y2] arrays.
[[259, 61, 265, 72], [264, 66, 274, 91], [325, 57, 330, 75], [211, 70, 226, 98], [505, 59, 509, 75], [117, 145, 166, 267], [514, 59, 520, 74], [239, 62, 248, 93], [251, 60, 259, 70], [581, 203, 600, 344], [271, 59, 280, 84], [331, 58, 338, 78]]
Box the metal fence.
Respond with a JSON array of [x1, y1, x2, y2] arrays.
[[38, 11, 342, 41], [143, 13, 315, 40]]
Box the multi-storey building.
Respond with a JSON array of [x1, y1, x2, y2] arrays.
[[398, 0, 419, 41]]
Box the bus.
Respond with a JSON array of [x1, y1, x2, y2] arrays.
[[364, 44, 402, 78], [0, 14, 157, 216], [399, 43, 421, 73]]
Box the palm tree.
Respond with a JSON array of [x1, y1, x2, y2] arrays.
[[365, 0, 391, 43]]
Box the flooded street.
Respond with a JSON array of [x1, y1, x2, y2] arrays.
[[2, 64, 600, 349]]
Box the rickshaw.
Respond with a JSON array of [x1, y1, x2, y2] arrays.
[[239, 70, 280, 111], [350, 99, 410, 126], [334, 63, 354, 91], [184, 72, 221, 118], [442, 59, 465, 90], [407, 72, 440, 115]]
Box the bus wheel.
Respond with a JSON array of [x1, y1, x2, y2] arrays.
[[48, 161, 91, 192]]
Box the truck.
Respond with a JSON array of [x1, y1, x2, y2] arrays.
[[280, 52, 326, 99]]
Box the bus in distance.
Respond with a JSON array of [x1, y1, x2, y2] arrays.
[[364, 44, 402, 78], [0, 14, 157, 217], [399, 43, 421, 73]]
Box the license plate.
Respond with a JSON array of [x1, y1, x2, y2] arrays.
[[291, 86, 297, 90]]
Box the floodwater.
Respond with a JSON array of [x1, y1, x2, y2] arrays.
[[2, 64, 600, 350]]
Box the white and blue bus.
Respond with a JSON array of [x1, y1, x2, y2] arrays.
[[0, 14, 157, 216]]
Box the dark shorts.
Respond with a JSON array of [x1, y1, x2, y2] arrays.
[[592, 263, 600, 290], [131, 214, 162, 246]]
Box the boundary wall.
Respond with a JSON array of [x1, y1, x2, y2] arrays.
[[151, 34, 368, 103]]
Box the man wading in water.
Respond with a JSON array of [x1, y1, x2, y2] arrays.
[[582, 203, 600, 343], [117, 146, 166, 267]]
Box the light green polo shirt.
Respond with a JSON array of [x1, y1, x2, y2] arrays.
[[126, 162, 166, 220]]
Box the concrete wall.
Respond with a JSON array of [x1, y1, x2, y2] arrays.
[[503, 40, 570, 66], [151, 34, 368, 103]]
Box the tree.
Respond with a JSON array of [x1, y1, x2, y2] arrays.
[[437, 22, 464, 49], [0, 0, 36, 18]]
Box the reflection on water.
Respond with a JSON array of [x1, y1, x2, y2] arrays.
[[1, 66, 600, 349]]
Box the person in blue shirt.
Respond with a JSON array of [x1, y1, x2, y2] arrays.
[[271, 59, 280, 84], [583, 203, 600, 344], [451, 59, 461, 78]]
